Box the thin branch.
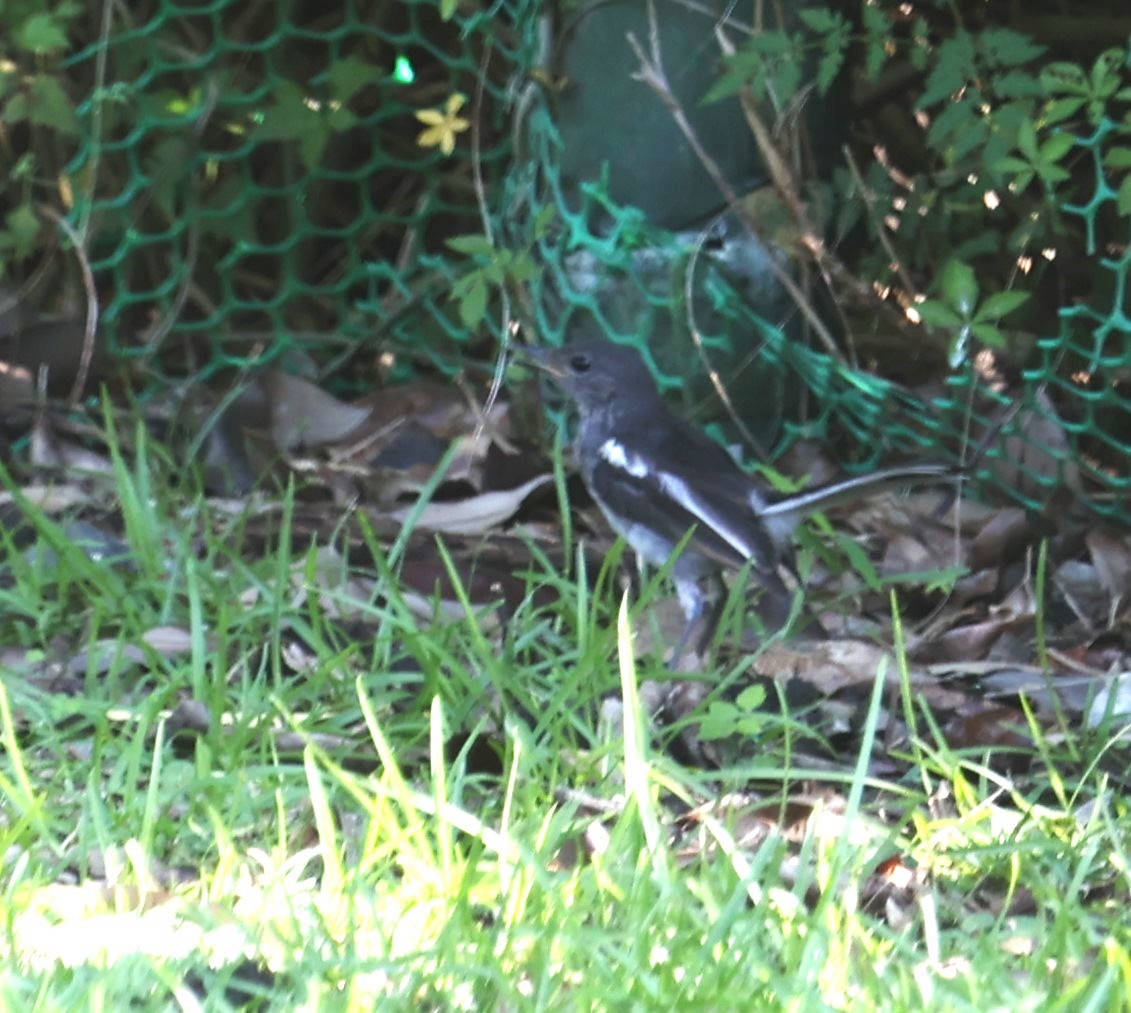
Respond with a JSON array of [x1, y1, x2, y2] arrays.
[[683, 220, 773, 463], [470, 40, 510, 450], [38, 205, 99, 407]]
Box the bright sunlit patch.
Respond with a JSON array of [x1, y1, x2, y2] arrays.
[[0, 359, 32, 381], [393, 55, 415, 84]]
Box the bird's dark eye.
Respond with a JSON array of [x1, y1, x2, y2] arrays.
[[569, 354, 592, 374]]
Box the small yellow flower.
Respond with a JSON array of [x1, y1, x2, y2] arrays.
[[415, 92, 470, 156]]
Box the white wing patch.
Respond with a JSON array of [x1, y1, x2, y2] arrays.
[[657, 470, 754, 560], [598, 438, 762, 564], [598, 438, 649, 478]]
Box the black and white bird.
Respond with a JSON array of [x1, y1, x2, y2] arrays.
[[522, 340, 956, 661]]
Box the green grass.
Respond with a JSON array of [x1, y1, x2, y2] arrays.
[[0, 436, 1128, 1010]]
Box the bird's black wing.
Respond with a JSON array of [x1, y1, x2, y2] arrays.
[[585, 418, 782, 574]]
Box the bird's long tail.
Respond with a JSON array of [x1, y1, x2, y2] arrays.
[[756, 463, 958, 542]]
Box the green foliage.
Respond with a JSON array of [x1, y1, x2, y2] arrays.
[[695, 683, 768, 741], [714, 6, 1129, 364], [0, 1, 85, 277], [444, 206, 555, 330], [913, 35, 1129, 320], [918, 259, 1029, 365], [703, 6, 851, 106], [250, 79, 360, 170]]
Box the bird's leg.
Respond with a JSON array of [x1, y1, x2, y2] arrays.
[[693, 574, 729, 656], [668, 576, 726, 670]]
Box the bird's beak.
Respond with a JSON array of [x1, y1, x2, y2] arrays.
[[514, 345, 567, 379]]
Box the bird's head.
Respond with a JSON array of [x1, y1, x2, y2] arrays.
[[519, 341, 660, 413]]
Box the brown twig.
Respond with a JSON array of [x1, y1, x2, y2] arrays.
[[683, 221, 773, 463], [38, 205, 99, 407], [469, 40, 512, 450]]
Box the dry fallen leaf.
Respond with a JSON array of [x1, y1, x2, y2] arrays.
[[0, 483, 90, 512], [264, 369, 372, 451], [1085, 529, 1131, 622], [390, 473, 552, 536], [992, 388, 1081, 501], [967, 507, 1032, 572]]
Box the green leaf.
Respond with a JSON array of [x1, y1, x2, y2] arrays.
[[1119, 175, 1131, 216], [1043, 97, 1084, 125], [946, 116, 990, 165], [925, 95, 978, 151], [252, 82, 318, 142], [701, 65, 749, 105], [250, 81, 329, 167], [744, 31, 795, 57], [1039, 131, 1075, 163], [440, 0, 458, 18], [445, 234, 495, 257], [862, 5, 889, 81], [449, 272, 479, 299], [916, 300, 962, 329], [3, 92, 29, 126], [15, 13, 69, 53], [1105, 147, 1131, 170], [797, 7, 838, 33], [1090, 49, 1123, 98], [1016, 119, 1039, 160], [9, 153, 34, 182], [533, 203, 555, 239], [978, 28, 1045, 69], [4, 205, 41, 258], [994, 156, 1032, 174], [27, 75, 78, 134], [328, 56, 381, 104], [994, 70, 1043, 100], [919, 32, 976, 107], [1040, 62, 1088, 96], [816, 40, 847, 94], [326, 105, 357, 131], [940, 259, 979, 316], [971, 322, 1007, 348], [508, 254, 540, 284], [296, 125, 329, 167], [833, 533, 882, 592], [697, 701, 740, 741], [767, 50, 803, 106], [975, 290, 1029, 322], [734, 683, 767, 711], [457, 276, 487, 330]]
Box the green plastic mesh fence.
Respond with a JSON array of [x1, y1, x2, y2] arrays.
[[59, 0, 526, 380], [29, 1, 1131, 522]]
